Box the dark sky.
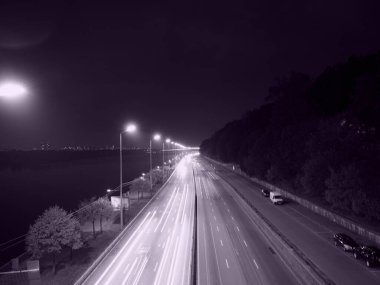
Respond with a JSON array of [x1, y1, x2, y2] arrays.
[[0, 0, 380, 149]]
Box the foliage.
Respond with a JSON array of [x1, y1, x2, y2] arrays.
[[130, 178, 151, 200], [95, 197, 114, 233], [77, 197, 99, 239], [200, 51, 380, 222], [26, 206, 83, 273]]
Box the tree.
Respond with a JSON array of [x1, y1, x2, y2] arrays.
[[325, 164, 363, 212], [300, 156, 330, 196], [66, 217, 83, 261], [130, 178, 151, 201], [77, 197, 99, 239], [26, 206, 83, 274], [95, 197, 114, 233]]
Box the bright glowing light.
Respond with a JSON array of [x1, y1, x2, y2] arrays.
[[165, 138, 171, 143], [107, 189, 112, 193], [125, 123, 137, 133], [0, 81, 27, 99], [153, 134, 161, 141]]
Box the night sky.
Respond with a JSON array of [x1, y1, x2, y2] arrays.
[[1, 0, 380, 149]]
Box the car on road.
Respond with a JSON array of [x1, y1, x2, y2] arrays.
[[270, 192, 284, 205], [333, 233, 358, 252], [261, 189, 270, 197], [353, 245, 380, 267]]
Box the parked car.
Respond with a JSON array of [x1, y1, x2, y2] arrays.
[[333, 233, 358, 252], [270, 192, 284, 205], [261, 189, 270, 197], [353, 245, 380, 267]]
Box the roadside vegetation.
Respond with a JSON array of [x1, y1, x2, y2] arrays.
[[15, 161, 177, 284], [200, 52, 380, 224]]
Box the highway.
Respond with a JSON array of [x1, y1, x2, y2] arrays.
[[207, 157, 380, 285], [82, 156, 195, 285], [194, 157, 298, 285]]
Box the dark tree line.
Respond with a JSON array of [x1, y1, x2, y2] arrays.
[[200, 52, 380, 222]]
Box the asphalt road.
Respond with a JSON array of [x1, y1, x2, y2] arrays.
[[194, 157, 298, 285], [82, 156, 195, 285], [206, 157, 380, 285]]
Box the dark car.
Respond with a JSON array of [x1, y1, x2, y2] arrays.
[[353, 245, 380, 267], [261, 189, 270, 197], [333, 233, 358, 252]]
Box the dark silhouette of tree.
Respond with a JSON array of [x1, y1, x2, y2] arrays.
[[200, 51, 380, 222], [78, 197, 99, 239], [26, 206, 83, 274], [95, 197, 114, 233]]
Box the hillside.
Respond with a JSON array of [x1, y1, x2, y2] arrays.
[[200, 52, 380, 222]]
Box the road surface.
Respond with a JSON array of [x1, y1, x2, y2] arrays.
[[206, 156, 380, 285], [82, 156, 195, 285], [194, 157, 298, 285]]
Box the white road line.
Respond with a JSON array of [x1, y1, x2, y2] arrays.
[[121, 258, 138, 285], [153, 262, 158, 272], [94, 211, 153, 285], [236, 226, 240, 232], [243, 240, 248, 247], [122, 262, 131, 274], [167, 237, 180, 285], [208, 220, 223, 285], [160, 190, 179, 232], [253, 259, 259, 269], [154, 188, 177, 232], [231, 216, 234, 220], [220, 240, 223, 247], [181, 185, 189, 225], [216, 226, 219, 232], [225, 259, 229, 269], [132, 256, 148, 285]]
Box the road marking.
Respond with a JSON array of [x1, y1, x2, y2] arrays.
[[154, 189, 177, 232], [208, 220, 223, 284], [216, 226, 219, 232], [122, 263, 131, 274], [236, 226, 240, 232], [95, 211, 154, 285], [253, 259, 259, 269], [121, 258, 138, 285], [220, 240, 223, 247], [214, 215, 216, 221], [153, 262, 158, 272], [231, 216, 234, 220], [225, 259, 229, 269], [132, 256, 148, 285], [227, 208, 230, 212], [160, 189, 179, 232], [243, 240, 248, 247]]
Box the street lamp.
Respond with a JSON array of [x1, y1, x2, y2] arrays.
[[0, 81, 27, 100], [119, 123, 137, 230], [150, 133, 161, 191]]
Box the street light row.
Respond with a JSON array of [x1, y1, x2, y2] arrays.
[[119, 123, 188, 229]]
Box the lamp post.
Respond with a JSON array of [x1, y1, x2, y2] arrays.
[[164, 138, 171, 181], [119, 123, 137, 230], [150, 133, 161, 190]]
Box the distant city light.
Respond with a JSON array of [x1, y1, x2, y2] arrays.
[[165, 138, 171, 143], [153, 134, 161, 141]]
